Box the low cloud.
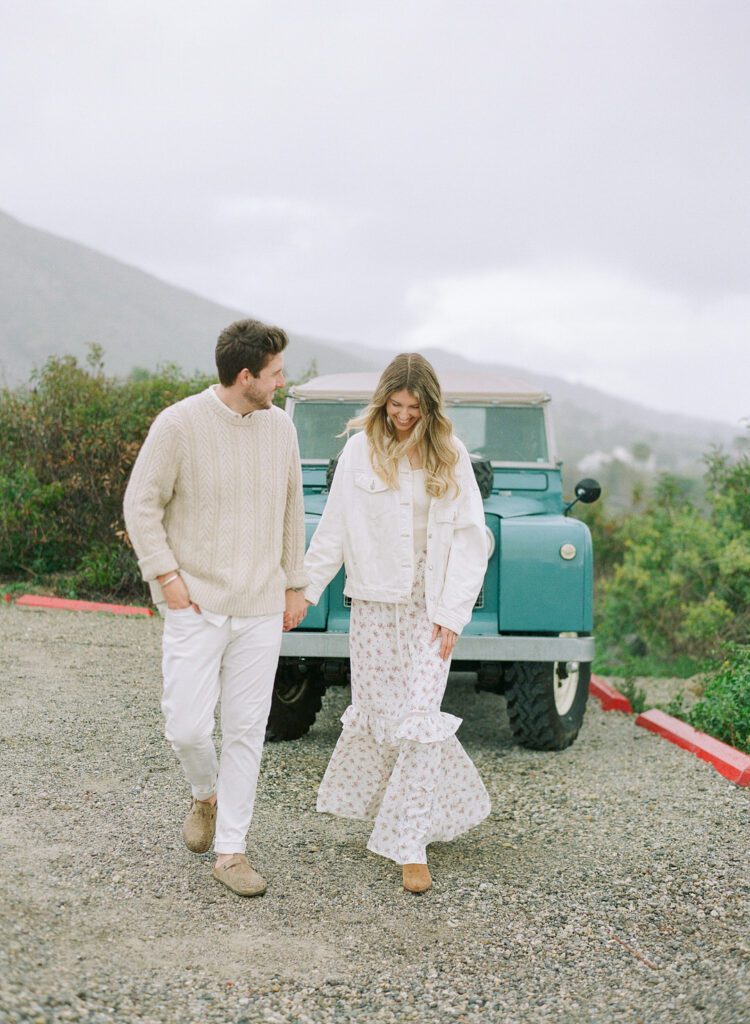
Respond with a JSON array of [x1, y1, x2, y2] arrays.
[[403, 266, 750, 426]]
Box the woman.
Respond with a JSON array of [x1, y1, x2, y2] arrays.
[[303, 353, 490, 893]]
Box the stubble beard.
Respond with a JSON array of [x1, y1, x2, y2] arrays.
[[242, 384, 274, 412]]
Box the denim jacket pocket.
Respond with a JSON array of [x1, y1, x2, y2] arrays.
[[353, 473, 392, 523], [353, 472, 389, 494]]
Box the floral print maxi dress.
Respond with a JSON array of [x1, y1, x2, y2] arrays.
[[316, 551, 491, 865]]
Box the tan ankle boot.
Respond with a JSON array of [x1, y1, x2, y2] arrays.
[[403, 863, 432, 893], [182, 798, 216, 853]]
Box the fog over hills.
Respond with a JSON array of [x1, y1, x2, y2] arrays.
[[0, 208, 740, 497], [0, 209, 373, 385]]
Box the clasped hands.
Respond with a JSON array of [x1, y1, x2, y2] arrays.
[[283, 590, 308, 632]]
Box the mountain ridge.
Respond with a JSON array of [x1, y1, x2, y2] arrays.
[[0, 208, 741, 496]]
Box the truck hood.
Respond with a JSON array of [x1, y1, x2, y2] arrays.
[[483, 495, 548, 518], [305, 493, 548, 519]]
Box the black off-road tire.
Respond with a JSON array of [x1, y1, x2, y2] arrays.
[[505, 661, 590, 751], [265, 662, 324, 742]]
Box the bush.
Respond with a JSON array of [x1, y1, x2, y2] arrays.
[[597, 450, 750, 660], [59, 541, 144, 601], [573, 500, 627, 582], [617, 676, 648, 715], [686, 645, 750, 754], [0, 349, 214, 598], [0, 466, 67, 574]]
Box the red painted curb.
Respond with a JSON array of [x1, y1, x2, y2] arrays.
[[14, 595, 154, 617], [636, 708, 750, 787], [590, 674, 633, 714]]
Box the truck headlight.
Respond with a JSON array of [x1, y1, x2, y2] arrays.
[[560, 543, 577, 560], [485, 526, 496, 558]]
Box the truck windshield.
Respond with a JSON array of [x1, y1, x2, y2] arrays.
[[292, 401, 549, 463], [292, 402, 365, 460], [448, 405, 549, 463]]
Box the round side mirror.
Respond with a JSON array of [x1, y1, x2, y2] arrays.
[[574, 478, 601, 504]]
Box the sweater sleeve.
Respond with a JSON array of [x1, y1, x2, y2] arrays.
[[434, 442, 488, 634], [303, 443, 348, 605], [123, 408, 182, 581], [281, 424, 309, 590]]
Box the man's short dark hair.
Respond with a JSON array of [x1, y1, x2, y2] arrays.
[[215, 319, 289, 386]]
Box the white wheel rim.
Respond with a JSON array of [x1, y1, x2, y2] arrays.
[[553, 661, 579, 716]]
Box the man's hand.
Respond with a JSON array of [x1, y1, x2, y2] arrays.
[[431, 623, 458, 661], [283, 590, 308, 632], [158, 572, 200, 613]]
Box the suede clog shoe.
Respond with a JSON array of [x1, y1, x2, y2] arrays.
[[403, 863, 432, 893], [212, 855, 267, 897], [182, 799, 216, 854]]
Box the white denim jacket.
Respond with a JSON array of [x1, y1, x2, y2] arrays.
[[303, 431, 488, 634]]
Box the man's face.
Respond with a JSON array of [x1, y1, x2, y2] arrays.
[[242, 353, 285, 411]]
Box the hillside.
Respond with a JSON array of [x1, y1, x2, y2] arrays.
[[0, 209, 370, 385], [0, 208, 741, 502]]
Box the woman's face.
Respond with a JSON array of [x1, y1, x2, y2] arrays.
[[386, 389, 422, 441]]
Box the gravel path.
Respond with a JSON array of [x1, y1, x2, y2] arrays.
[[1, 603, 748, 1024]]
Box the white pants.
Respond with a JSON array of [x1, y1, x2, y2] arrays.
[[161, 608, 283, 854]]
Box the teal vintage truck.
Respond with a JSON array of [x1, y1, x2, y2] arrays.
[[268, 371, 600, 750]]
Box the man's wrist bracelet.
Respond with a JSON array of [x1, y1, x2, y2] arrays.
[[161, 572, 180, 587]]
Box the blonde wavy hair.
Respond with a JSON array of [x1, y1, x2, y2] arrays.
[[347, 353, 460, 499]]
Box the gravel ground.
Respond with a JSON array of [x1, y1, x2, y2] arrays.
[[1, 603, 748, 1024]]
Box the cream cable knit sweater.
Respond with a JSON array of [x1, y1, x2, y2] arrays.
[[123, 386, 308, 616]]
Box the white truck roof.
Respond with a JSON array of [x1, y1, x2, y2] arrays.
[[290, 372, 549, 405]]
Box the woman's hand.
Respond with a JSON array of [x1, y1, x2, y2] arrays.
[[431, 624, 458, 661]]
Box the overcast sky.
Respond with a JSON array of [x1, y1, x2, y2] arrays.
[[1, 0, 748, 425]]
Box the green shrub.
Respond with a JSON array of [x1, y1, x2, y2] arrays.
[[0, 466, 67, 574], [597, 450, 750, 660], [59, 542, 144, 601], [617, 676, 648, 715], [573, 500, 627, 581], [593, 649, 706, 679], [0, 350, 213, 597], [663, 690, 687, 719], [687, 645, 750, 754]]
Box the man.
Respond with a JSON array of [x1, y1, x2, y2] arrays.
[[124, 318, 308, 897]]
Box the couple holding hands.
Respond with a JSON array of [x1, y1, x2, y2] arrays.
[[124, 318, 490, 897]]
